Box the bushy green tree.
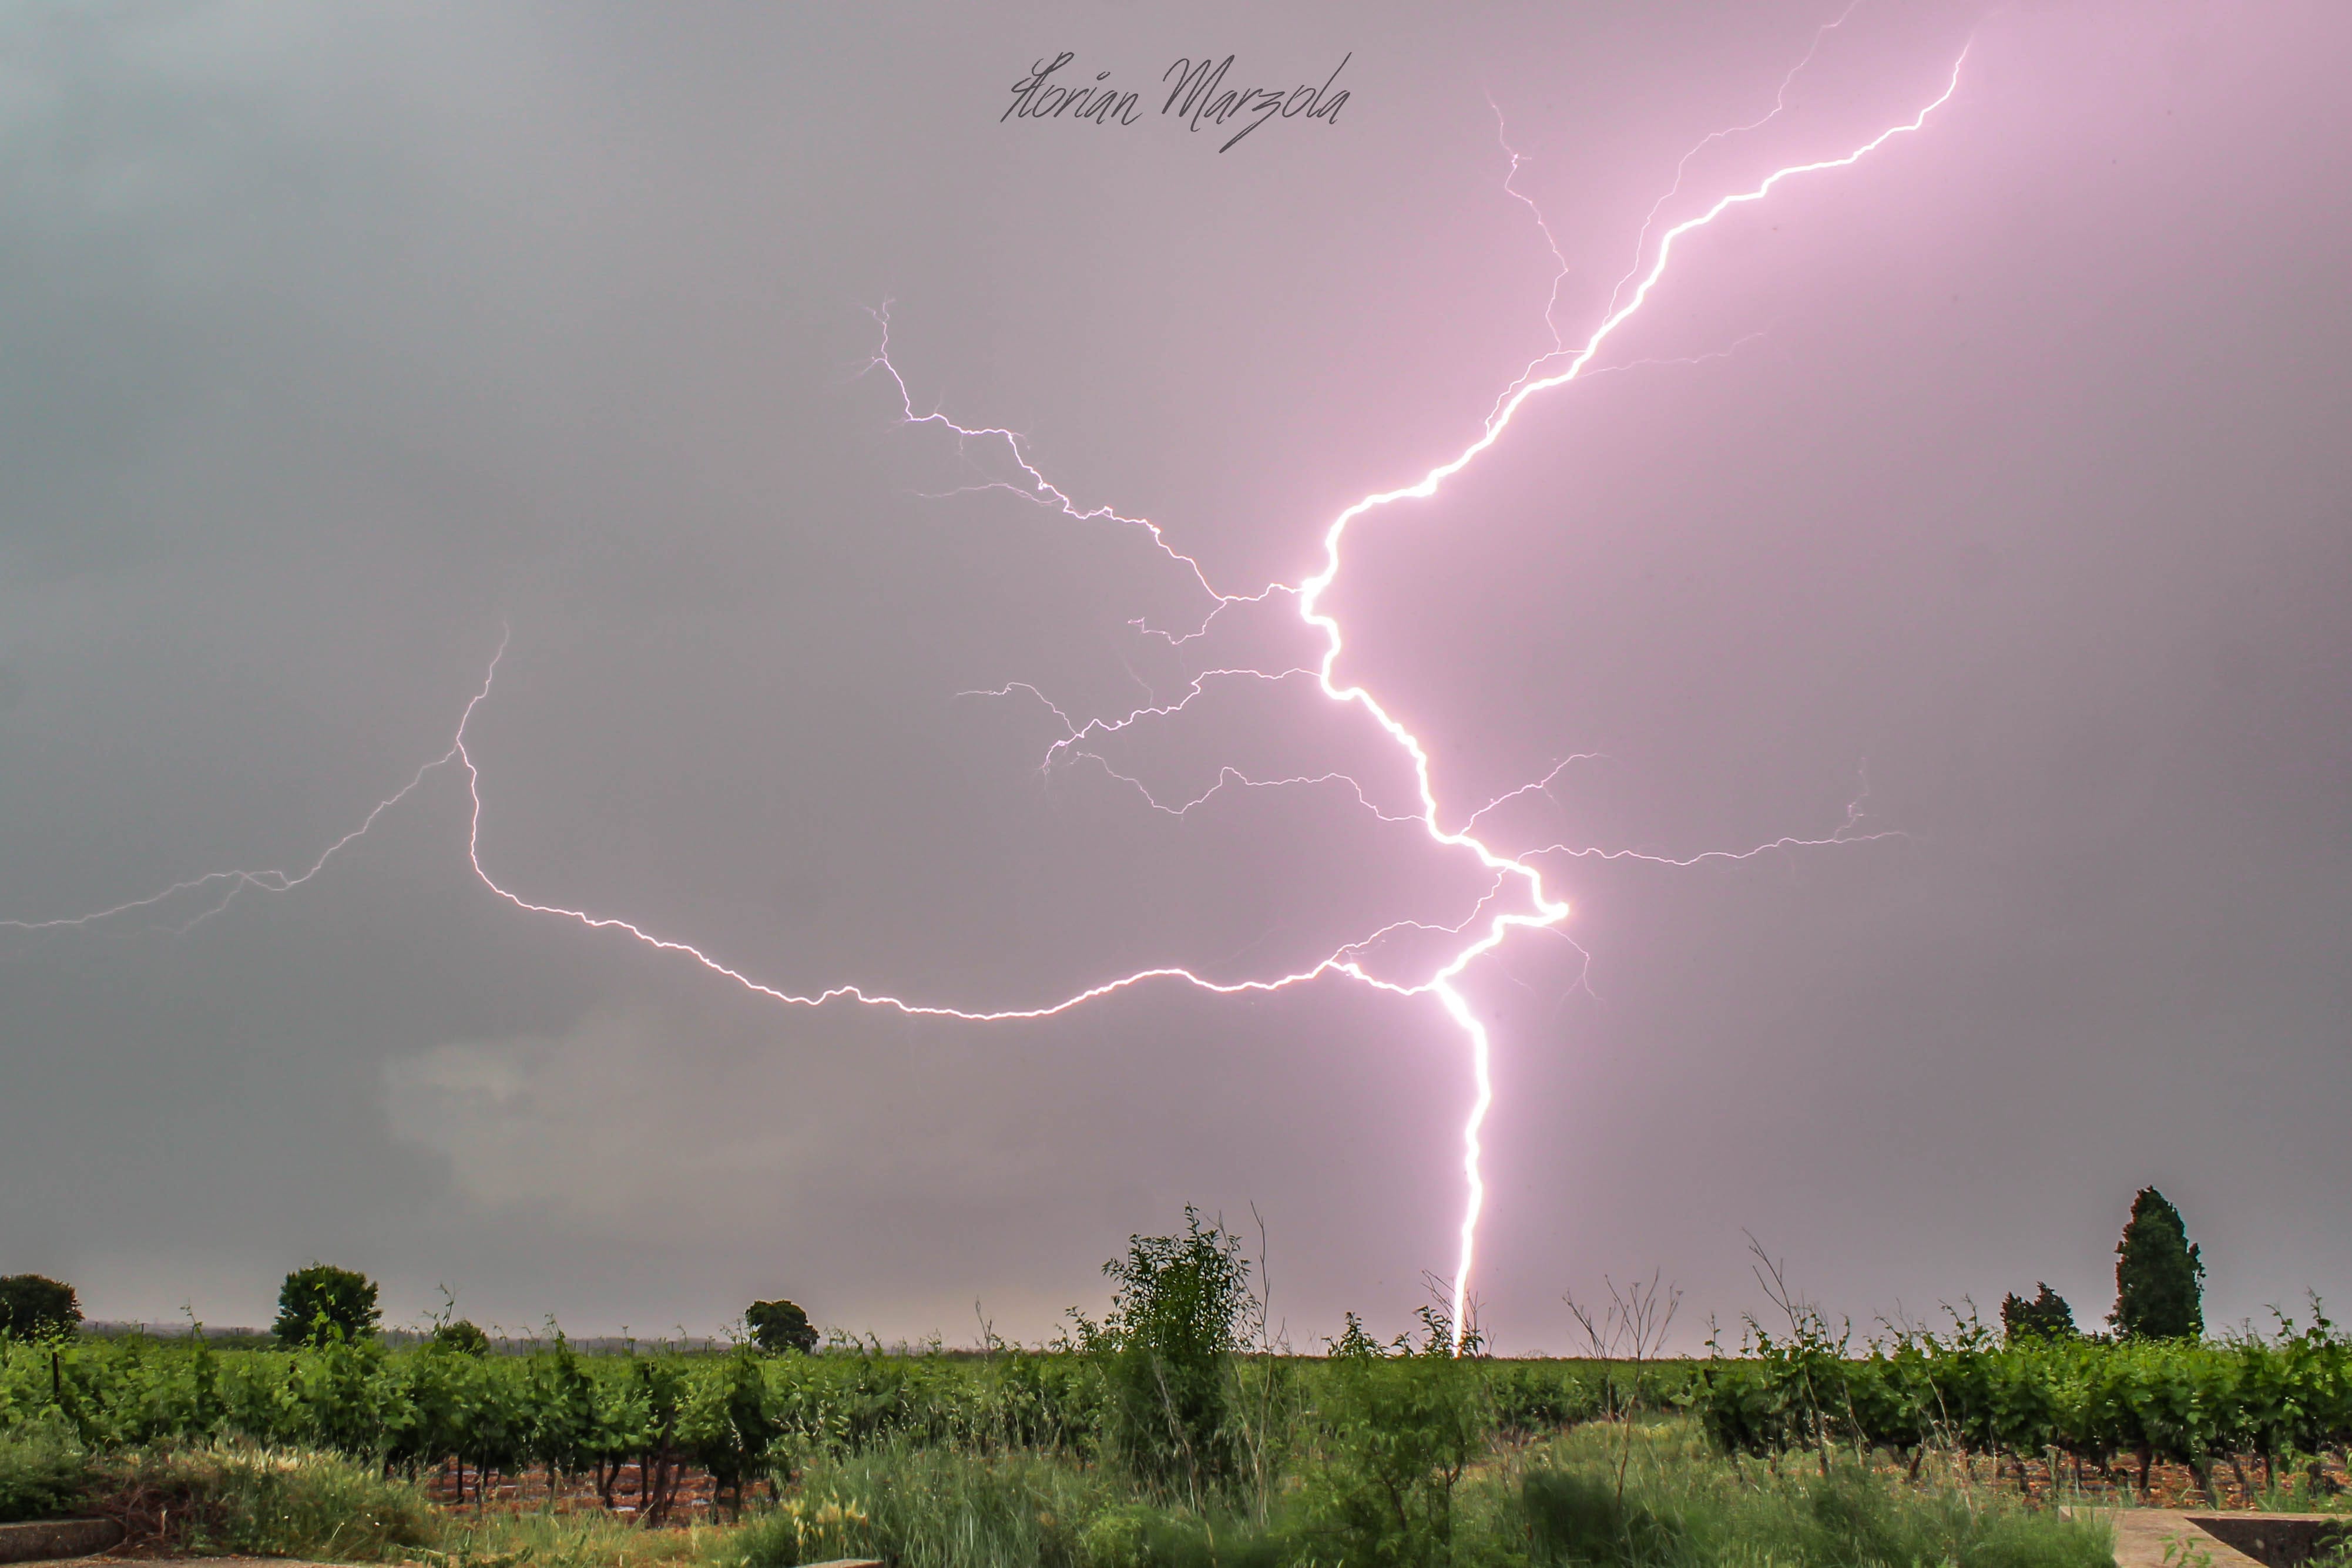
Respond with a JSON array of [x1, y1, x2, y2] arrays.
[[2001, 1283, 2077, 1342], [272, 1264, 381, 1348], [1093, 1207, 1252, 1503], [2111, 1188, 2203, 1340], [430, 1319, 489, 1356], [744, 1298, 817, 1355], [0, 1276, 80, 1340]]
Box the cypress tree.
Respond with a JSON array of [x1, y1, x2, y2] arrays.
[[2111, 1187, 2204, 1339]]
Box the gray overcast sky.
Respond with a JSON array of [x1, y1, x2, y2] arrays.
[[2, 0, 2346, 1353]]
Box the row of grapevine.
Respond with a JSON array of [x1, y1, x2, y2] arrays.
[[0, 1334, 1110, 1517], [12, 1324, 2348, 1507], [1690, 1314, 2352, 1489]]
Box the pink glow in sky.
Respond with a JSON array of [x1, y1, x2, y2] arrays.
[[3, 1, 2348, 1349]]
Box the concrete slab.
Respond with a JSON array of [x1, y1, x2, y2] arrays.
[[2183, 1514, 2352, 1568], [2099, 1510, 2352, 1568], [0, 1521, 125, 1565]]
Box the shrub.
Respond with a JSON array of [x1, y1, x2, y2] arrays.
[[746, 1300, 818, 1356], [273, 1264, 381, 1348], [2112, 1188, 2204, 1340], [1091, 1209, 1252, 1503], [1294, 1308, 1489, 1568], [0, 1413, 91, 1523], [0, 1276, 81, 1341]]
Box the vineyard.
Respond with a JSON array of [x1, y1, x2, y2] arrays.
[[5, 1312, 2350, 1516], [1691, 1310, 2352, 1501]]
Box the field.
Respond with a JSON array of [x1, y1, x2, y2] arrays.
[[4, 1298, 2350, 1568]]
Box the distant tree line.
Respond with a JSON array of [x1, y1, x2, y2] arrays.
[[0, 1184, 2213, 1359], [2, 1260, 821, 1366]]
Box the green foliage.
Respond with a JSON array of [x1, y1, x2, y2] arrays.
[[1521, 1469, 1680, 1568], [274, 1263, 383, 1348], [1689, 1298, 2352, 1490], [88, 1442, 437, 1560], [1515, 1421, 2113, 1568], [431, 1320, 491, 1357], [3, 1299, 2347, 1548], [0, 1277, 81, 1341], [733, 1441, 1118, 1568], [2001, 1284, 2077, 1343], [427, 1503, 713, 1568], [8, 1322, 2352, 1496], [746, 1300, 818, 1357], [720, 1414, 2111, 1568], [1293, 1307, 1489, 1568], [2114, 1187, 2205, 1341], [1091, 1208, 1253, 1503], [0, 1412, 90, 1522]]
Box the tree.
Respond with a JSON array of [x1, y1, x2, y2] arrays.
[[1092, 1207, 1253, 1503], [2111, 1187, 2204, 1339], [2001, 1282, 2077, 1342], [744, 1298, 817, 1355], [0, 1275, 81, 1339], [273, 1263, 381, 1347], [430, 1318, 490, 1355]]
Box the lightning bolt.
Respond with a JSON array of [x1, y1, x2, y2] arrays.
[[9, 38, 1961, 1349], [2, 750, 461, 936]]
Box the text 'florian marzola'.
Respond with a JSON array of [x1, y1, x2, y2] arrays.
[[1002, 52, 1351, 152]]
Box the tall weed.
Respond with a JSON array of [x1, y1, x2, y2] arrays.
[[732, 1442, 1119, 1568], [1512, 1421, 2113, 1568]]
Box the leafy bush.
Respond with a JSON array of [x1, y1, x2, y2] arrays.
[[0, 1277, 80, 1341], [274, 1263, 383, 1348], [746, 1301, 818, 1357], [1293, 1308, 1489, 1568], [1088, 1209, 1253, 1503], [0, 1413, 90, 1522]]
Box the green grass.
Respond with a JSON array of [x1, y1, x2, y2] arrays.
[[88, 1443, 438, 1560], [706, 1417, 2111, 1568], [0, 1418, 2119, 1568], [427, 1506, 732, 1568], [730, 1442, 1125, 1568], [1498, 1421, 2115, 1568]]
